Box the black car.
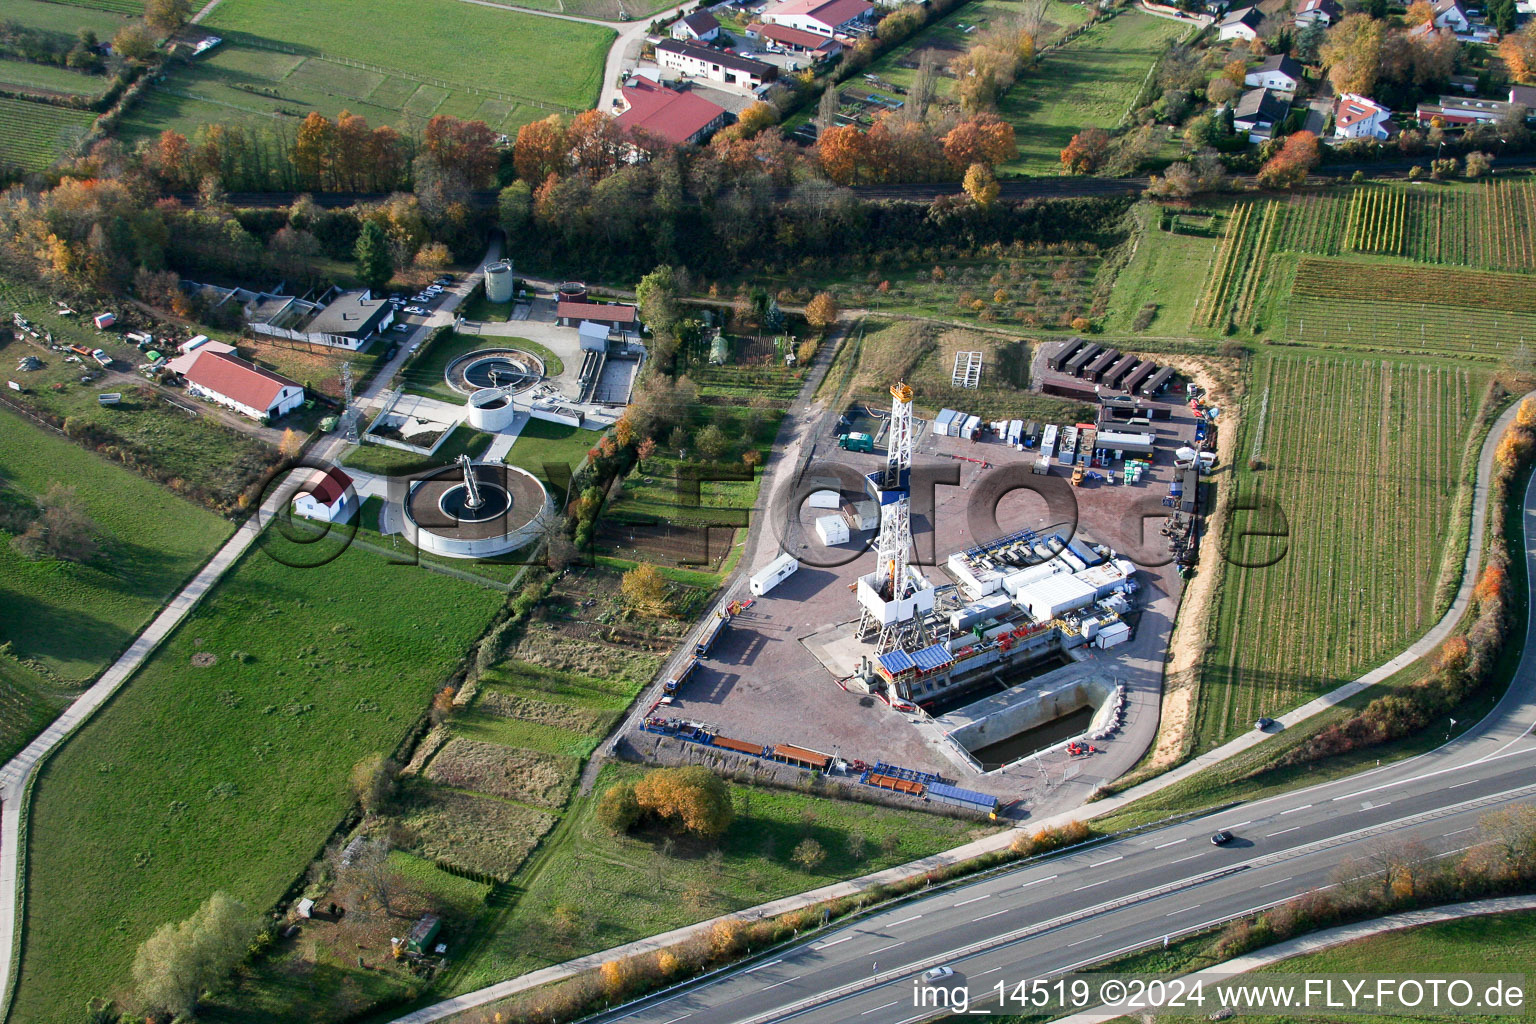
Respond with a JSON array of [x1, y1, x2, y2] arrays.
[[1211, 830, 1233, 845]]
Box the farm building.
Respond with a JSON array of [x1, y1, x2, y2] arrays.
[[165, 338, 236, 376], [180, 349, 304, 421], [1217, 6, 1261, 39], [1334, 93, 1391, 139], [1233, 87, 1289, 141], [671, 9, 720, 40], [615, 78, 729, 144], [755, 23, 844, 58], [1294, 0, 1340, 26], [1245, 55, 1301, 92], [293, 465, 358, 524], [764, 0, 873, 36], [556, 301, 639, 336], [655, 40, 777, 90]]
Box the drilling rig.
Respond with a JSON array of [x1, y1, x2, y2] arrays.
[[855, 381, 935, 653]]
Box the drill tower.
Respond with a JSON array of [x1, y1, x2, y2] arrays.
[[856, 382, 934, 653]]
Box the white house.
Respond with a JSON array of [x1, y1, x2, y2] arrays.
[[293, 465, 357, 524], [1294, 0, 1340, 27], [1245, 54, 1302, 92], [1334, 92, 1391, 139], [180, 348, 304, 421], [1233, 87, 1290, 141], [1218, 6, 1262, 39], [246, 289, 394, 351], [654, 40, 777, 89], [671, 10, 721, 41], [1431, 0, 1470, 33], [766, 0, 874, 36]]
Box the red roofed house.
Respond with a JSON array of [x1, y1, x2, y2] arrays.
[[757, 22, 844, 58], [293, 465, 358, 524], [766, 0, 873, 37], [181, 348, 305, 421], [556, 301, 639, 338], [615, 78, 729, 145], [1334, 93, 1391, 140]]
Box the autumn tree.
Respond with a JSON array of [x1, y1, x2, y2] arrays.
[[350, 753, 398, 815], [112, 22, 156, 61], [293, 112, 335, 189], [633, 766, 735, 838], [735, 101, 779, 137], [422, 114, 498, 186], [804, 291, 839, 328], [636, 436, 657, 470], [1320, 14, 1386, 95], [621, 562, 670, 613], [791, 838, 827, 871], [1059, 128, 1110, 174], [132, 892, 257, 1018], [598, 780, 643, 832], [1501, 22, 1536, 83], [515, 115, 569, 183], [145, 0, 191, 34], [636, 264, 683, 339], [817, 123, 872, 184], [1256, 130, 1320, 189], [353, 219, 393, 292], [963, 162, 999, 206], [942, 113, 1017, 171]]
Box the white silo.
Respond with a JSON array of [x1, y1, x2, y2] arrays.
[[484, 260, 515, 303], [466, 387, 518, 432]]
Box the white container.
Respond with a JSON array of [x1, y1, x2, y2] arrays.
[[1095, 621, 1131, 649], [843, 499, 878, 531], [807, 489, 840, 509], [1014, 573, 1097, 621], [814, 514, 850, 546], [1002, 562, 1064, 595], [749, 553, 799, 596]]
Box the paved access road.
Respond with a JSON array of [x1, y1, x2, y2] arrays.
[[589, 471, 1536, 1024]]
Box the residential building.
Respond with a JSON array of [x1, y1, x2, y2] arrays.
[[765, 0, 873, 36], [1245, 54, 1302, 92], [1415, 94, 1530, 126], [180, 348, 304, 421], [293, 465, 358, 524], [1218, 6, 1262, 39], [165, 337, 236, 376], [671, 10, 721, 40], [1233, 87, 1289, 141], [245, 288, 394, 351], [655, 39, 777, 89], [1431, 0, 1470, 32], [1294, 0, 1340, 27], [615, 78, 729, 144], [756, 22, 844, 57], [1335, 92, 1391, 138], [556, 300, 640, 337], [1509, 84, 1536, 109]]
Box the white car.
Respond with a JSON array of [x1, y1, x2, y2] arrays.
[[393, 323, 412, 332], [404, 306, 428, 315], [922, 966, 954, 983]]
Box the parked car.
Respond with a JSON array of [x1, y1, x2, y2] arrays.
[[393, 323, 412, 332], [434, 275, 454, 284], [404, 306, 427, 315]]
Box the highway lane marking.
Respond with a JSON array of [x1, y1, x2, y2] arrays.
[[1167, 853, 1202, 865], [1259, 876, 1294, 887], [860, 1001, 898, 1015], [1226, 820, 1252, 829], [1280, 804, 1312, 814], [1266, 826, 1302, 838], [1067, 933, 1104, 947], [977, 966, 1004, 976], [743, 959, 783, 973], [894, 1015, 926, 1024], [1020, 874, 1058, 888], [1450, 780, 1478, 788], [1154, 838, 1187, 849], [1165, 904, 1201, 916], [888, 914, 923, 927], [761, 976, 800, 991], [1443, 826, 1477, 837], [867, 940, 907, 956], [954, 893, 991, 907], [974, 908, 1011, 922], [813, 936, 854, 949], [659, 1015, 691, 1024], [1090, 855, 1124, 866], [1073, 878, 1110, 892]]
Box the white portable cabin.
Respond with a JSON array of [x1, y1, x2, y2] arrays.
[[749, 553, 800, 596], [962, 414, 981, 439], [1032, 456, 1052, 475], [1013, 572, 1097, 621], [814, 514, 850, 546], [1001, 561, 1065, 595], [1040, 424, 1059, 458], [843, 499, 879, 530], [935, 409, 958, 435], [1094, 621, 1131, 649], [807, 489, 841, 509], [1007, 420, 1024, 448]]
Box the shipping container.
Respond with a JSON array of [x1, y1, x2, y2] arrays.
[[1024, 421, 1041, 447], [949, 593, 1014, 632], [1094, 621, 1131, 649], [749, 553, 799, 596], [1040, 424, 1059, 458], [1002, 561, 1065, 594], [1122, 361, 1158, 394], [1013, 573, 1097, 621], [1065, 537, 1102, 568], [808, 489, 841, 509], [1095, 430, 1156, 455], [1102, 353, 1141, 390], [1064, 343, 1102, 378], [1140, 365, 1177, 396], [843, 499, 879, 530], [815, 514, 850, 546], [935, 409, 958, 435], [1047, 338, 1086, 372], [695, 613, 730, 657], [1085, 347, 1121, 382]]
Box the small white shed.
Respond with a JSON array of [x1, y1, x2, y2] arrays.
[[815, 515, 850, 546]]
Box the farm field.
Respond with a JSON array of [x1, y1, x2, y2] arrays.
[[0, 0, 135, 37], [1194, 351, 1487, 750], [0, 59, 110, 99], [8, 537, 505, 1023], [119, 0, 612, 142], [1101, 206, 1216, 335], [0, 94, 96, 171], [449, 760, 994, 992], [0, 407, 233, 757], [998, 11, 1189, 176]]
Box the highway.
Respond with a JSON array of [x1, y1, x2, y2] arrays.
[[589, 473, 1536, 1024]]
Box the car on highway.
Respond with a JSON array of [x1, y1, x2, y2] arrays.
[[404, 306, 428, 315], [922, 966, 955, 982], [1211, 830, 1233, 845]]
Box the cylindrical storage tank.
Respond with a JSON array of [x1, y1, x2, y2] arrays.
[[557, 281, 588, 304], [466, 388, 518, 431], [484, 260, 515, 303]]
